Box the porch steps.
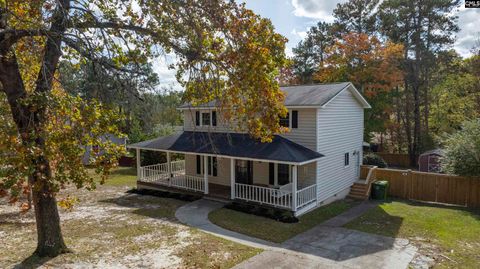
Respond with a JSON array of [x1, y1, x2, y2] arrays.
[[347, 182, 369, 200]]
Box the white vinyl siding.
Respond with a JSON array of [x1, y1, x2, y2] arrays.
[[316, 89, 364, 202], [280, 108, 317, 151], [183, 109, 236, 133]]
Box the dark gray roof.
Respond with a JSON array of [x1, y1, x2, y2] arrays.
[[178, 82, 352, 108], [128, 131, 323, 164]]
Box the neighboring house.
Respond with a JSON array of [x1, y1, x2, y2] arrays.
[[128, 82, 371, 216], [418, 149, 444, 173], [82, 134, 127, 165]]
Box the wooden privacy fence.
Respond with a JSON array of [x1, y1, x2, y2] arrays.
[[371, 167, 480, 208], [376, 153, 417, 168]]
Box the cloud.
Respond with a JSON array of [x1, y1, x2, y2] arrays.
[[291, 0, 345, 21], [291, 28, 308, 39], [151, 54, 182, 91], [454, 7, 479, 57]]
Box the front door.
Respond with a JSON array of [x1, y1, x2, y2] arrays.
[[235, 160, 253, 185]]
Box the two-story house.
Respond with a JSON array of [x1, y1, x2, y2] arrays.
[[128, 82, 371, 216]]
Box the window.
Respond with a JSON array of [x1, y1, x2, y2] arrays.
[[201, 112, 210, 126], [278, 164, 290, 185], [269, 163, 275, 185], [279, 112, 289, 127], [344, 152, 350, 166], [212, 111, 217, 126], [235, 160, 252, 184], [207, 156, 217, 176], [195, 111, 200, 126], [291, 110, 298, 128]]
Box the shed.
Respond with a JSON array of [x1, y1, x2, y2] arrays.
[[418, 149, 444, 173]]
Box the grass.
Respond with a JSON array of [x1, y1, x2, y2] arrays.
[[344, 200, 480, 268], [209, 200, 356, 243], [89, 166, 137, 187]]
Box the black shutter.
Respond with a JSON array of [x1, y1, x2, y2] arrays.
[[195, 111, 200, 126], [269, 163, 274, 185], [212, 157, 217, 176], [212, 111, 217, 126], [247, 160, 253, 185], [292, 110, 298, 128], [196, 155, 201, 174], [208, 156, 212, 175]]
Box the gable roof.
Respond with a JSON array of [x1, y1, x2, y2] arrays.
[[128, 131, 324, 165], [178, 82, 371, 109]]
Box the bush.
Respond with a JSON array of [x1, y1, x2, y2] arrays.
[[363, 153, 388, 168], [442, 119, 480, 176], [225, 201, 298, 223]]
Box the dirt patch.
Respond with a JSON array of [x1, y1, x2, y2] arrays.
[[0, 184, 260, 268]]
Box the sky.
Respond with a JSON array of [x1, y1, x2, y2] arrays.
[[154, 0, 479, 90]]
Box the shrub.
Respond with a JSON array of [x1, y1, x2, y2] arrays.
[[442, 119, 480, 176], [363, 153, 388, 168]]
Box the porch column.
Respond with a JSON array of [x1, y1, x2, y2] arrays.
[[230, 158, 235, 199], [167, 152, 171, 186], [136, 148, 141, 180], [292, 165, 298, 211], [203, 155, 209, 194]]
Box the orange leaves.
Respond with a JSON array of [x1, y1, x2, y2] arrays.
[[316, 32, 404, 95]]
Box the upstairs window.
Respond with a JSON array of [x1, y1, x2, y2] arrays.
[[344, 152, 350, 166], [201, 112, 210, 126], [279, 112, 289, 127]]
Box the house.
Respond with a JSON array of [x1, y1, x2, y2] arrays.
[[128, 82, 371, 216], [418, 149, 444, 173], [82, 134, 127, 165]]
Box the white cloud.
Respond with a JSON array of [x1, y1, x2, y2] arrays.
[[291, 0, 345, 22], [291, 28, 308, 39], [151, 54, 182, 91], [454, 7, 480, 57]]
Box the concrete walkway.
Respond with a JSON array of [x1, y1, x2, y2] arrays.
[[175, 199, 417, 269]]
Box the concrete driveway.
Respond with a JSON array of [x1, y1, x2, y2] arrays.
[[176, 199, 416, 269], [235, 226, 416, 269]]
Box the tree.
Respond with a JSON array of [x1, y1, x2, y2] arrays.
[[291, 22, 334, 84], [379, 0, 461, 164], [333, 0, 380, 35], [441, 119, 480, 176], [316, 32, 404, 137], [0, 0, 287, 257]]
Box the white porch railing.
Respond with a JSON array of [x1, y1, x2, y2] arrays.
[[138, 160, 205, 192], [296, 184, 317, 209], [140, 163, 169, 182], [170, 175, 204, 192], [234, 183, 292, 209]]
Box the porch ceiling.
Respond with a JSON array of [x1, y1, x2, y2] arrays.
[[128, 131, 323, 165]]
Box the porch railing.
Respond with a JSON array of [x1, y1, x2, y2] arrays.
[[234, 183, 292, 209], [296, 184, 317, 209], [170, 160, 185, 176], [170, 175, 204, 192], [138, 160, 186, 183]]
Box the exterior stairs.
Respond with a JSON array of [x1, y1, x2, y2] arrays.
[[347, 181, 369, 200]]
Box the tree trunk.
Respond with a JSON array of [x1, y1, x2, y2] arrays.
[[32, 178, 69, 257]]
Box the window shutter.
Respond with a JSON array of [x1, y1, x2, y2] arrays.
[[212, 111, 217, 126], [292, 110, 298, 128], [212, 157, 217, 176], [269, 163, 274, 185], [196, 155, 201, 174], [208, 156, 212, 175], [195, 111, 200, 126]]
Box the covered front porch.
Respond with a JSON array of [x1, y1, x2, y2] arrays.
[[129, 131, 323, 215]]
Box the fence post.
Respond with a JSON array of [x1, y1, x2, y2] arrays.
[[292, 165, 298, 211], [230, 158, 235, 199], [167, 152, 171, 186], [405, 169, 412, 199]]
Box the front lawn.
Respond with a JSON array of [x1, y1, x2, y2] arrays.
[[209, 200, 356, 243], [0, 167, 260, 268], [344, 200, 480, 268], [90, 166, 137, 187]]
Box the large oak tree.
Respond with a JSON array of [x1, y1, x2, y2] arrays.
[[0, 0, 287, 257]]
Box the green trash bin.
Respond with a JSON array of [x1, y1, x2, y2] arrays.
[[371, 181, 389, 200]]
